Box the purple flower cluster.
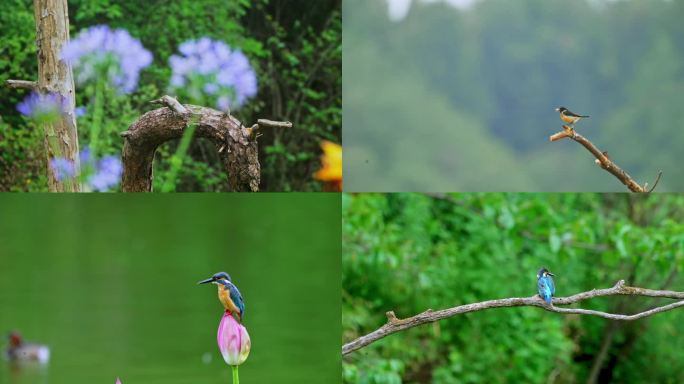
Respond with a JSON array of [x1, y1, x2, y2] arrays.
[[17, 92, 68, 119], [169, 38, 258, 111], [88, 155, 123, 191], [61, 25, 152, 93], [49, 148, 123, 191], [50, 158, 76, 181]]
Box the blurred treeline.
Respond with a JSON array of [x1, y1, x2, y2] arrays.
[[0, 0, 341, 191], [344, 0, 683, 192], [342, 193, 684, 383]]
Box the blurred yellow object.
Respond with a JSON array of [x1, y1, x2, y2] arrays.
[[314, 140, 342, 191]]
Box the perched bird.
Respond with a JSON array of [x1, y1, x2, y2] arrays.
[[5, 331, 50, 363], [555, 106, 589, 126], [198, 272, 245, 323], [537, 268, 556, 305]]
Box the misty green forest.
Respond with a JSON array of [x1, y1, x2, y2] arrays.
[[344, 0, 684, 192], [342, 193, 684, 383]]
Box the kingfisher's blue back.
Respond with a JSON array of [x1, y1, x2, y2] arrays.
[[227, 283, 245, 318], [537, 274, 555, 305]]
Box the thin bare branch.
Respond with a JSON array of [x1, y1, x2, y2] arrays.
[[149, 95, 189, 115], [5, 79, 39, 91], [256, 118, 293, 129], [342, 280, 684, 356], [549, 125, 661, 193], [646, 170, 663, 193]]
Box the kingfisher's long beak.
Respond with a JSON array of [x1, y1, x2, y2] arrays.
[[198, 277, 215, 285], [548, 272, 555, 276]]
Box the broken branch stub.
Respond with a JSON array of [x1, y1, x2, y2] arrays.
[[120, 99, 261, 192]]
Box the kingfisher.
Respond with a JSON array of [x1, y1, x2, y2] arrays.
[[5, 331, 50, 363], [537, 267, 556, 305], [555, 106, 589, 126], [198, 272, 245, 323]]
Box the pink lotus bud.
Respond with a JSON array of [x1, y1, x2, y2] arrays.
[[115, 378, 122, 384], [217, 310, 251, 366]]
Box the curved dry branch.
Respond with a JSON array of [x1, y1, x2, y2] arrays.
[[549, 125, 662, 193], [342, 280, 684, 356], [120, 95, 292, 192]]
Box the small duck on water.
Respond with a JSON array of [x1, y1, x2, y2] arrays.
[[5, 331, 50, 363]]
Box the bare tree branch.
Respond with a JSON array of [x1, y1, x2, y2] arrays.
[[646, 171, 663, 193], [588, 265, 678, 384], [549, 125, 661, 193], [243, 119, 294, 139], [5, 80, 39, 91], [342, 280, 684, 356], [149, 95, 189, 115], [120, 95, 291, 192], [256, 119, 293, 129]]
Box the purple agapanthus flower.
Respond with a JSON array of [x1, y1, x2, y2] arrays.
[[88, 155, 122, 192], [61, 25, 152, 93], [75, 106, 87, 117], [169, 37, 258, 111], [79, 147, 92, 165], [49, 157, 76, 181], [49, 150, 122, 191], [17, 92, 68, 119]]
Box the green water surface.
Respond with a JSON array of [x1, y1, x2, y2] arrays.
[[0, 194, 341, 383]]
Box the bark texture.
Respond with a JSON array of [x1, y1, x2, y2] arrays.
[[121, 99, 261, 192], [34, 0, 80, 191]]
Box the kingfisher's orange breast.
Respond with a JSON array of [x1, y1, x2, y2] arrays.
[[217, 285, 241, 315]]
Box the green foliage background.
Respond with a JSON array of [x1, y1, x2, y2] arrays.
[[343, 193, 684, 383], [0, 0, 341, 191], [344, 0, 684, 192]]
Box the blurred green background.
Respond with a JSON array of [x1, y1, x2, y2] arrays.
[[0, 0, 341, 191], [0, 194, 340, 383], [344, 0, 683, 192], [343, 193, 684, 383]]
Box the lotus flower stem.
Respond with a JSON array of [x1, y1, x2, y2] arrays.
[[232, 365, 239, 384]]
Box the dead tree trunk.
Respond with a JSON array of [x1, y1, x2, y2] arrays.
[[33, 0, 80, 191], [120, 96, 292, 192]]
